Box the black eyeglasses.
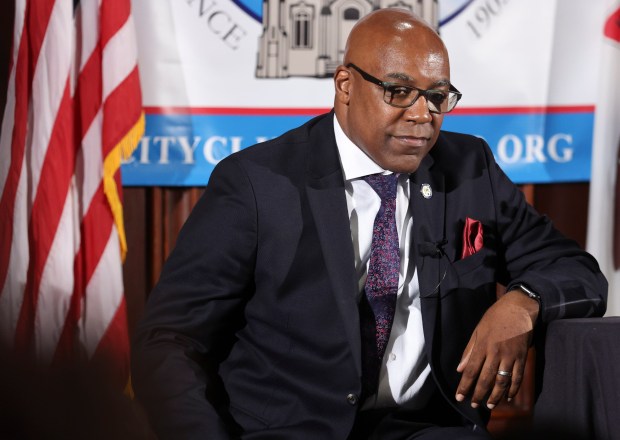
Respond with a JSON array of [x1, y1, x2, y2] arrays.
[[346, 63, 462, 114]]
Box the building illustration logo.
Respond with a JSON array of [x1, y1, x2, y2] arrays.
[[255, 0, 439, 78]]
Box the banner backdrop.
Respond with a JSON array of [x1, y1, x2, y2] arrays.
[[124, 0, 608, 186]]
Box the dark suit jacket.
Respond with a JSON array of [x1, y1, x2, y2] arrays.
[[131, 111, 607, 439]]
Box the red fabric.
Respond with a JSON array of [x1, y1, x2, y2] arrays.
[[461, 217, 484, 259], [604, 7, 620, 43]]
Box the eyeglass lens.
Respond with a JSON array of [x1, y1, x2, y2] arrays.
[[383, 86, 458, 113]]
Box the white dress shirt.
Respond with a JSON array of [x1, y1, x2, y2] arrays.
[[333, 116, 433, 410]]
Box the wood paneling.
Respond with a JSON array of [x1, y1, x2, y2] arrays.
[[123, 187, 205, 332], [532, 183, 590, 249]]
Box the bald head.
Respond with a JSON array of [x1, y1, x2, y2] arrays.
[[343, 8, 445, 68], [333, 8, 452, 174]]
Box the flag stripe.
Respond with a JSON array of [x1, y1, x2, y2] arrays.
[[77, 0, 101, 72], [14, 0, 77, 355], [53, 0, 132, 368], [102, 67, 142, 156], [82, 225, 124, 359], [102, 15, 138, 101], [91, 287, 130, 388], [0, 1, 34, 295], [34, 190, 78, 361], [81, 187, 115, 287], [100, 0, 130, 48], [0, 1, 26, 197], [79, 111, 104, 214], [76, 49, 102, 140], [75, 1, 140, 375], [26, 0, 57, 78], [15, 78, 75, 354], [2, 0, 65, 351], [28, 0, 74, 195], [2, 0, 142, 387], [54, 182, 113, 364], [0, 164, 28, 347]]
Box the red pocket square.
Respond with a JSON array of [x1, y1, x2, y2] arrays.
[[461, 217, 483, 259]]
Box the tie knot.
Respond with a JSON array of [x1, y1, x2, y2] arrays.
[[363, 173, 399, 201]]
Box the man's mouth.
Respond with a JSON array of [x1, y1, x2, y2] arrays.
[[392, 135, 431, 146]]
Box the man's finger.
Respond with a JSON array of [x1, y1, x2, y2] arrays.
[[486, 365, 513, 409], [506, 358, 525, 401], [469, 361, 499, 408], [455, 333, 480, 402]]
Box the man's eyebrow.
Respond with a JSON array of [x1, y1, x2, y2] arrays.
[[385, 72, 412, 82], [385, 72, 451, 88]]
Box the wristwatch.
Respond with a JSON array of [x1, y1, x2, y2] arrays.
[[515, 283, 541, 302]]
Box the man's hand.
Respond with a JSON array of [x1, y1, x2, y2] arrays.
[[455, 289, 540, 410]]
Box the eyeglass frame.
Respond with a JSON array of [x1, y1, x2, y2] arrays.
[[346, 63, 462, 114]]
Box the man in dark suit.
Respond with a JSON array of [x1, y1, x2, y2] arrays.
[[131, 8, 607, 439]]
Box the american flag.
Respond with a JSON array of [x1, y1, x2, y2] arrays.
[[0, 0, 143, 387]]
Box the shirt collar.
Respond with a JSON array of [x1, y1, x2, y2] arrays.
[[333, 114, 386, 181]]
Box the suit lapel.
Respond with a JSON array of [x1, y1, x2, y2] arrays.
[[410, 152, 446, 356], [305, 113, 361, 377]]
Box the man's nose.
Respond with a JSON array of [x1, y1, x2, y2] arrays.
[[403, 95, 432, 123]]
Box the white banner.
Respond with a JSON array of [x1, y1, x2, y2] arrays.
[[124, 0, 609, 186]]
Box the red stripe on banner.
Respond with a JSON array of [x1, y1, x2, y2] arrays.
[[604, 7, 620, 43], [450, 105, 595, 115], [53, 184, 114, 365], [143, 105, 595, 116], [452, 104, 589, 114], [100, 0, 130, 48], [102, 67, 142, 156], [14, 79, 75, 354], [91, 297, 130, 388], [143, 106, 331, 116]]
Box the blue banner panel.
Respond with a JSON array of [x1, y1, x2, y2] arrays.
[[442, 108, 594, 184], [121, 108, 593, 186], [121, 112, 317, 186]]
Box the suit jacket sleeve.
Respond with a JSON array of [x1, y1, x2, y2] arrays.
[[131, 156, 257, 440], [479, 139, 608, 321]]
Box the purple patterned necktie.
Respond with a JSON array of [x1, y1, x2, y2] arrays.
[[360, 173, 400, 396]]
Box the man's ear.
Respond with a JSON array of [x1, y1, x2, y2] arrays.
[[334, 66, 351, 105]]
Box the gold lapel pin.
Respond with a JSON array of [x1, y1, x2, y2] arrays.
[[420, 183, 432, 199]]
